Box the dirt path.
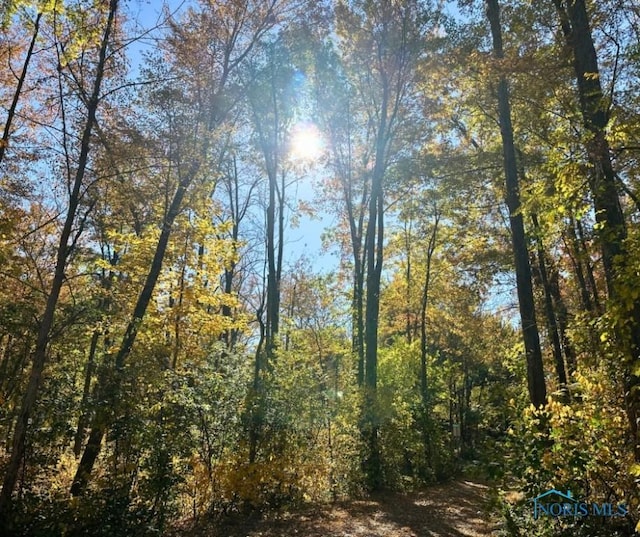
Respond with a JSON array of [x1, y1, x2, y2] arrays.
[[180, 480, 497, 537]]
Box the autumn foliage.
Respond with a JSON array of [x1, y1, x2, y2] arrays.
[[1, 1, 640, 536]]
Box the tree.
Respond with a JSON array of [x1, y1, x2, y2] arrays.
[[243, 36, 297, 463], [0, 7, 41, 165], [331, 0, 435, 488], [486, 0, 547, 408], [314, 44, 368, 385]]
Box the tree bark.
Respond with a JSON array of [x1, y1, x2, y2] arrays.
[[486, 0, 547, 408]]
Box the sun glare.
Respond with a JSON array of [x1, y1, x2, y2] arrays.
[[289, 122, 324, 162]]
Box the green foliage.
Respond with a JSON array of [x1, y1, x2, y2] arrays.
[[222, 343, 363, 509], [376, 341, 452, 486]]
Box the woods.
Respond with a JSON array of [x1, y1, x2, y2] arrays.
[[1, 0, 640, 535]]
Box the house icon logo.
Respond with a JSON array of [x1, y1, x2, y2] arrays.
[[532, 489, 583, 519], [531, 489, 628, 520]]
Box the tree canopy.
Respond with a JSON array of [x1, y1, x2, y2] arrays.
[[1, 0, 640, 535]]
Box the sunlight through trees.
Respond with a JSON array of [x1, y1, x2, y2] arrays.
[[0, 0, 639, 535]]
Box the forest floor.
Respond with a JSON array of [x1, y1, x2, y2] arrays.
[[175, 479, 500, 536]]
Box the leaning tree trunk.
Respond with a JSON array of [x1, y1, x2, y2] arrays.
[[0, 12, 41, 164], [71, 174, 191, 496], [486, 0, 547, 408]]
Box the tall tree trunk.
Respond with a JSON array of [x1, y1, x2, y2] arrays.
[[420, 211, 440, 409], [284, 281, 296, 352], [249, 296, 266, 464], [486, 0, 547, 408], [353, 260, 365, 386], [265, 165, 279, 358], [419, 212, 439, 465], [553, 0, 640, 460], [347, 175, 366, 387], [262, 74, 284, 364], [325, 93, 366, 386], [247, 61, 287, 462], [0, 0, 119, 515], [552, 0, 625, 285], [362, 87, 388, 490], [71, 173, 192, 496], [364, 185, 383, 393], [220, 158, 243, 350]]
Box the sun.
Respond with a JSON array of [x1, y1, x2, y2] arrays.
[[289, 122, 324, 162]]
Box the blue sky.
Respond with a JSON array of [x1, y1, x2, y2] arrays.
[[123, 0, 339, 276]]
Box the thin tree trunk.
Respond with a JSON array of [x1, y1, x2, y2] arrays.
[[353, 263, 365, 386], [419, 212, 439, 466], [73, 329, 100, 457], [249, 298, 266, 464], [220, 158, 240, 350], [266, 168, 278, 357], [563, 218, 595, 313], [0, 0, 119, 515], [262, 72, 282, 363], [284, 281, 296, 352], [486, 0, 547, 408], [532, 214, 568, 399], [0, 335, 7, 389], [420, 212, 440, 409], [547, 262, 577, 376], [0, 12, 41, 164], [405, 219, 413, 343], [172, 238, 188, 370], [574, 218, 602, 313]]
